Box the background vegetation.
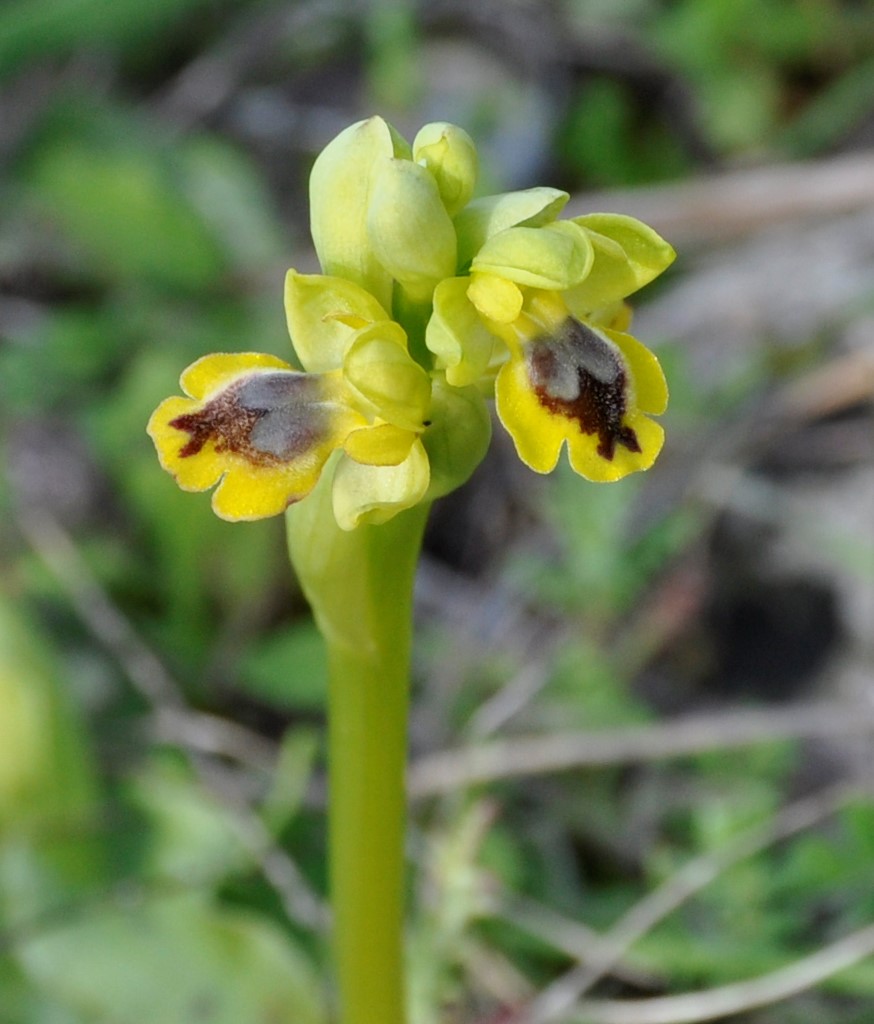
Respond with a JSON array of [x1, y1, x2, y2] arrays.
[[1, 1, 873, 1022]]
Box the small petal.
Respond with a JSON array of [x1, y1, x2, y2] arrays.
[[467, 273, 523, 324], [343, 423, 416, 466], [413, 122, 478, 217], [454, 187, 569, 268], [309, 117, 410, 311], [342, 322, 431, 430], [332, 439, 430, 530], [367, 158, 457, 302], [284, 270, 390, 372], [426, 277, 497, 386], [471, 221, 594, 291]]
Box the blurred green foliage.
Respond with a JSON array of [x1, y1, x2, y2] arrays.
[[1, 0, 873, 1020]]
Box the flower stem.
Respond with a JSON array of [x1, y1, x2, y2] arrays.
[[287, 479, 429, 1024]]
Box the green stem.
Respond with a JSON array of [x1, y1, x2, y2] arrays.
[[287, 478, 429, 1024]]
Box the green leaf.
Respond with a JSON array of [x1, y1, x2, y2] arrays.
[[0, 0, 216, 79], [27, 134, 227, 291], [17, 893, 326, 1024], [261, 728, 321, 835], [240, 622, 329, 712]]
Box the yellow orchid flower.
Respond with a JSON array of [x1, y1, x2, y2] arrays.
[[427, 202, 675, 481], [148, 274, 433, 529], [149, 115, 675, 534]]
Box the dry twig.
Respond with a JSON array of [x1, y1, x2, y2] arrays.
[[409, 703, 874, 797], [572, 150, 874, 245], [566, 923, 874, 1024], [511, 781, 868, 1024]]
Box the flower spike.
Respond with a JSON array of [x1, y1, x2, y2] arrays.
[[149, 115, 675, 530]]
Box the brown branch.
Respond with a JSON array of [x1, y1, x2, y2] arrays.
[[511, 782, 866, 1024], [571, 150, 874, 245], [409, 703, 874, 798], [565, 922, 874, 1024]]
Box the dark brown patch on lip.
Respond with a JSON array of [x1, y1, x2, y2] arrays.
[[170, 372, 323, 466], [527, 319, 641, 461]]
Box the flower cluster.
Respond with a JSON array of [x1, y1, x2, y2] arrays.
[[149, 117, 674, 529]]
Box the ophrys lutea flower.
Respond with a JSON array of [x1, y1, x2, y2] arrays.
[[149, 115, 675, 530], [428, 193, 674, 482], [148, 273, 433, 530]]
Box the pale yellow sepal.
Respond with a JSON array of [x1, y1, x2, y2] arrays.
[[308, 117, 408, 311], [471, 221, 594, 290], [332, 439, 430, 530], [565, 213, 676, 311], [284, 270, 390, 373], [454, 187, 569, 267], [367, 158, 457, 303], [426, 277, 497, 386], [412, 122, 478, 216]]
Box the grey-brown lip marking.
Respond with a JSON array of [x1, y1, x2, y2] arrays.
[[527, 319, 641, 461], [170, 371, 326, 465]]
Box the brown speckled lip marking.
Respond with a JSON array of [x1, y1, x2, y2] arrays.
[[170, 372, 325, 466], [527, 319, 641, 461]]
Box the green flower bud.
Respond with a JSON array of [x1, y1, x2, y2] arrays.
[[412, 121, 478, 217], [309, 117, 411, 312], [367, 158, 457, 304]]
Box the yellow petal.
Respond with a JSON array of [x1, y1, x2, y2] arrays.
[[180, 352, 293, 400], [467, 273, 523, 324], [367, 157, 457, 303], [412, 122, 478, 217], [471, 221, 593, 290], [426, 277, 497, 386], [308, 116, 407, 311], [343, 424, 416, 466], [147, 396, 225, 490], [494, 356, 564, 474], [606, 328, 669, 415], [342, 323, 431, 429], [567, 413, 664, 482], [211, 462, 323, 521], [454, 187, 569, 268], [332, 440, 430, 530]]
